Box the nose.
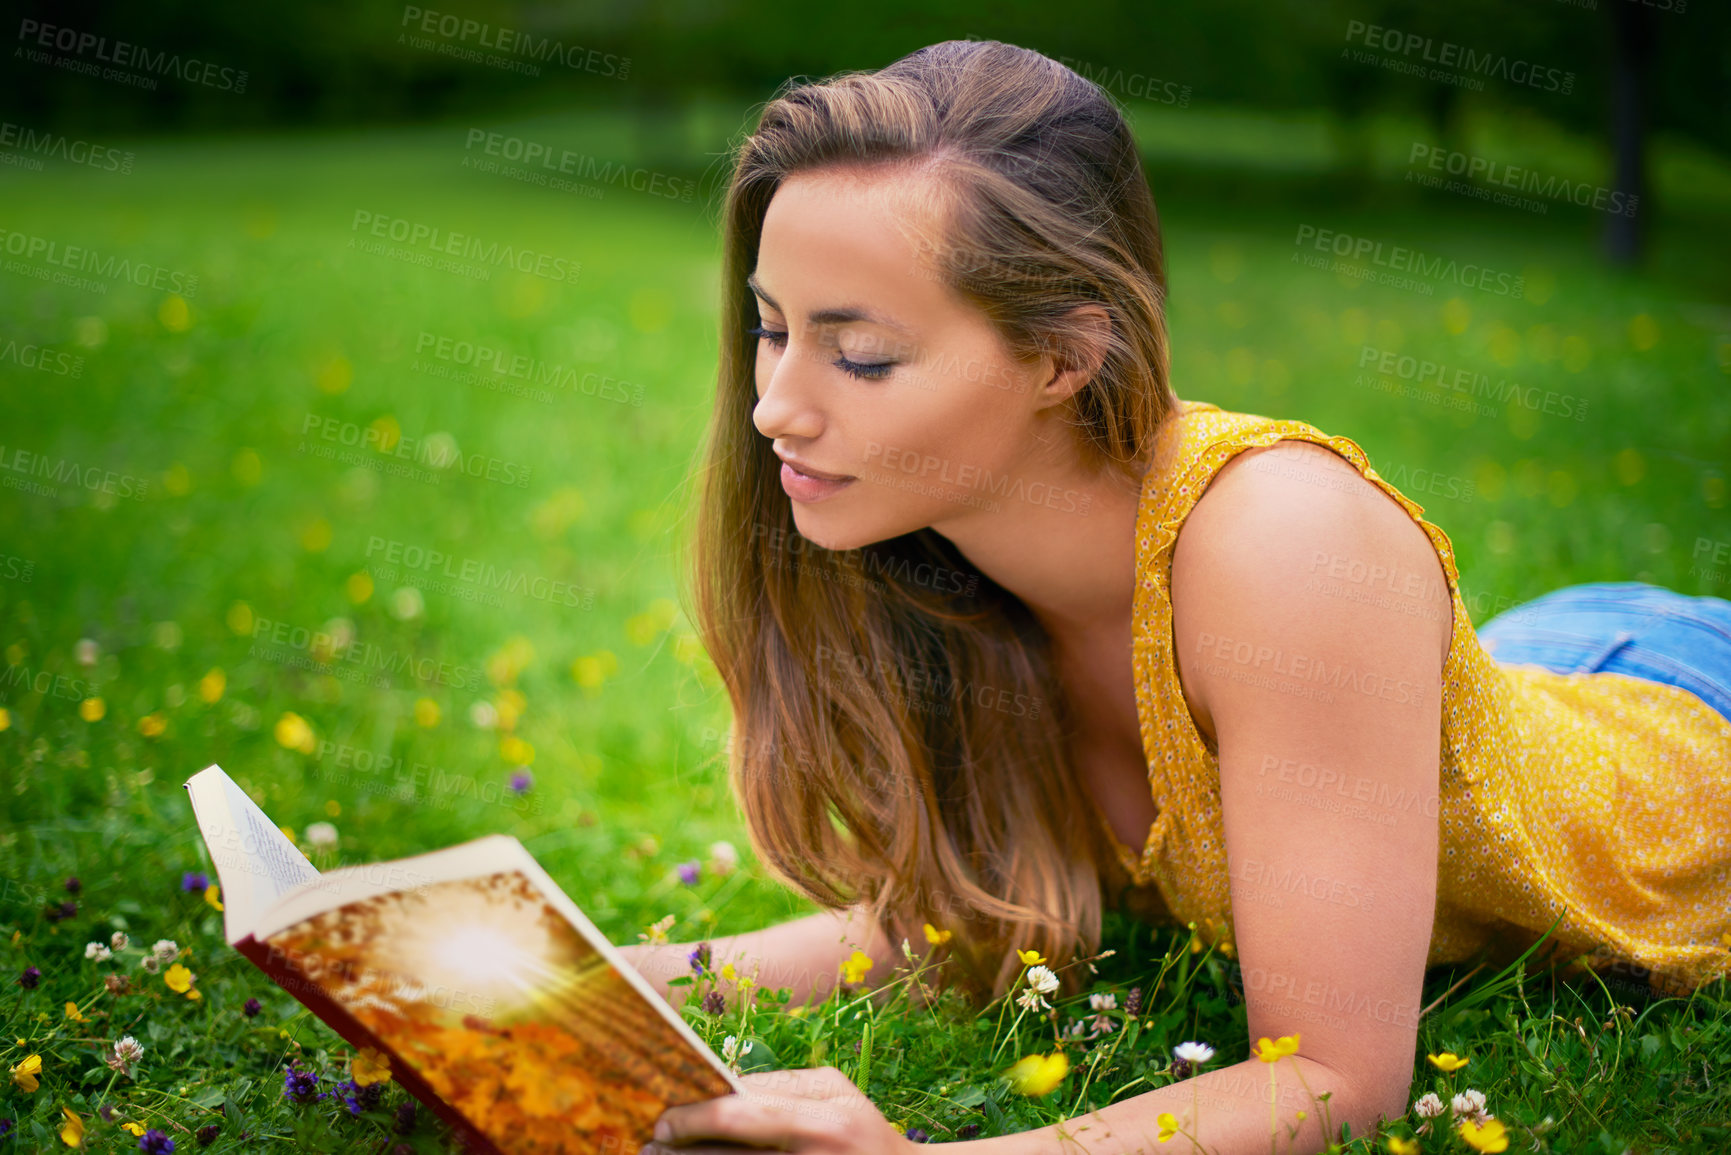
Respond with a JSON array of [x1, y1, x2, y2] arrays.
[[750, 338, 824, 443]]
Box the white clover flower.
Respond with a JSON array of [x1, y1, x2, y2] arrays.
[[140, 955, 161, 974], [85, 942, 112, 962], [107, 1036, 145, 1072], [110, 931, 129, 951], [1089, 992, 1117, 1012], [1026, 965, 1059, 995], [1174, 1041, 1215, 1065], [304, 822, 339, 849], [1063, 1019, 1087, 1038], [1412, 1092, 1444, 1118], [75, 638, 101, 667], [469, 699, 498, 729], [151, 939, 179, 962], [1451, 1089, 1486, 1118], [1015, 986, 1050, 1013]]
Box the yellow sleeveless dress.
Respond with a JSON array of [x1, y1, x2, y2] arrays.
[[1097, 398, 1731, 996]]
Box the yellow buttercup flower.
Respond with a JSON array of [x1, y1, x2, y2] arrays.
[[1386, 1138, 1420, 1155], [1251, 1033, 1300, 1063], [11, 1053, 41, 1092], [79, 697, 105, 722], [60, 1107, 84, 1147], [121, 1123, 146, 1136], [923, 923, 952, 945], [839, 949, 874, 985], [1016, 948, 1046, 966], [164, 963, 197, 997], [352, 1046, 392, 1087], [1156, 1111, 1180, 1142], [1427, 1051, 1469, 1073], [721, 962, 737, 982], [1458, 1117, 1509, 1153], [204, 884, 224, 912], [1004, 1051, 1069, 1097], [64, 1002, 86, 1023]]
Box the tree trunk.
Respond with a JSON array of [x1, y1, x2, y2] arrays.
[[1605, 2, 1660, 266]]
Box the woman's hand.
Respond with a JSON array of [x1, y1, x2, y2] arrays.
[[642, 1066, 918, 1155]]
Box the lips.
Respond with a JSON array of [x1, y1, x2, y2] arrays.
[[776, 454, 853, 482]]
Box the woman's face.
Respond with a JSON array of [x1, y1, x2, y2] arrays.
[[750, 166, 1072, 552]]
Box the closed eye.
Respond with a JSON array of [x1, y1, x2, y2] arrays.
[[747, 324, 895, 381]]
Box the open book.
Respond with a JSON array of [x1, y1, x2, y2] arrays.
[[185, 763, 743, 1154]]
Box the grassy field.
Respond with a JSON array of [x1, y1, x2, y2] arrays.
[[1, 98, 1728, 1152]]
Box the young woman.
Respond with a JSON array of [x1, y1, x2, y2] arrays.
[[617, 38, 1731, 1154]]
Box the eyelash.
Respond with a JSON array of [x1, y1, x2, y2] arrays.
[[747, 324, 894, 381]]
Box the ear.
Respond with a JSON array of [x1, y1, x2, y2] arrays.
[[1033, 303, 1113, 410]]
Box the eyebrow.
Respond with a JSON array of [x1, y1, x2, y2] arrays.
[[747, 272, 916, 336]]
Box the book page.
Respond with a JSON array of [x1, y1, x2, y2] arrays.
[[261, 867, 740, 1153], [185, 764, 321, 940]]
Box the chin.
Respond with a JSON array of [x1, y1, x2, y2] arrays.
[[789, 508, 908, 554]]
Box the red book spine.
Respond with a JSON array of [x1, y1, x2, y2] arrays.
[[233, 934, 501, 1154]]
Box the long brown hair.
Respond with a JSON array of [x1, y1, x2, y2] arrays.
[[685, 39, 1179, 1008]]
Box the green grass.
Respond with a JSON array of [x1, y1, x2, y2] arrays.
[[1, 100, 1728, 1151]]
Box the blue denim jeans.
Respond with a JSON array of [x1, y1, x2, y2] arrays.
[[1477, 581, 1731, 725]]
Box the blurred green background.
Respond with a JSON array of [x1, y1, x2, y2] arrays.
[[2, 0, 1729, 1149]]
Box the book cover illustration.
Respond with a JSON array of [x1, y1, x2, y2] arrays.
[[264, 868, 735, 1154]]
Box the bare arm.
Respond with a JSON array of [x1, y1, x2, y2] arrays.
[[618, 903, 898, 1011], [978, 443, 1448, 1153]]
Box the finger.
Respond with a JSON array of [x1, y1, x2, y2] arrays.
[[657, 1088, 847, 1150]]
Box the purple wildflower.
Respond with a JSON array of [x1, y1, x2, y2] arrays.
[[100, 1105, 115, 1122], [1124, 986, 1143, 1017], [0, 1118, 13, 1139], [16, 966, 40, 990], [181, 872, 209, 892], [688, 941, 712, 975], [45, 900, 77, 923], [64, 878, 81, 895], [508, 768, 533, 794], [956, 1123, 981, 1139], [139, 1130, 175, 1154], [195, 1124, 220, 1146], [282, 1064, 322, 1104], [677, 860, 701, 886], [702, 989, 726, 1015], [393, 1102, 417, 1135], [334, 1077, 386, 1116], [243, 998, 262, 1018], [907, 1128, 930, 1142]]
